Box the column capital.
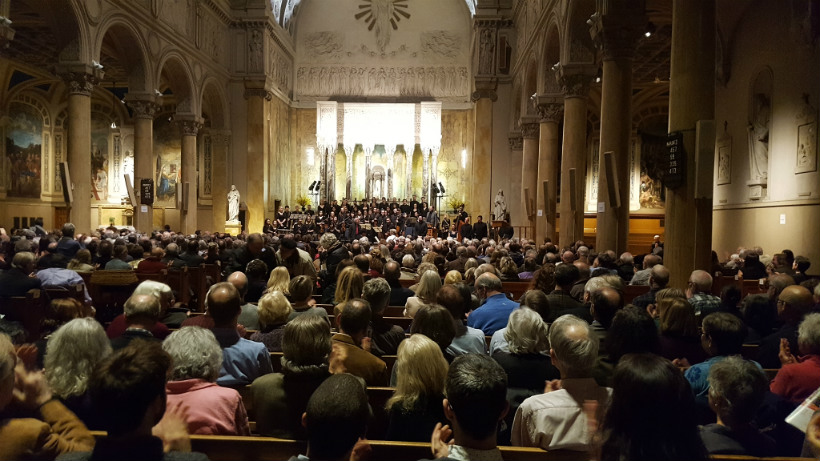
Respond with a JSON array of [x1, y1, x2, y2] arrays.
[[556, 66, 596, 99], [589, 8, 647, 61], [126, 98, 161, 120], [519, 118, 540, 139], [536, 102, 564, 123], [244, 88, 273, 100], [58, 65, 104, 96], [176, 118, 204, 136], [508, 132, 523, 150], [0, 22, 15, 49]]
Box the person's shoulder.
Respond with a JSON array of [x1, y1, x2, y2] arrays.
[[519, 389, 570, 412], [251, 372, 285, 389]]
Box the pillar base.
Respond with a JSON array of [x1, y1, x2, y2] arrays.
[[225, 220, 242, 236]]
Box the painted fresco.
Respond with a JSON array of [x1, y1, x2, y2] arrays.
[[6, 102, 42, 198], [154, 118, 181, 207], [90, 115, 109, 202]]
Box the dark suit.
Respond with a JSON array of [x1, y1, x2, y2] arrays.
[[460, 223, 473, 240], [387, 280, 414, 306], [0, 268, 42, 298], [546, 289, 592, 323], [473, 221, 488, 240]]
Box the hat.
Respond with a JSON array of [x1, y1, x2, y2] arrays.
[[281, 238, 297, 250]]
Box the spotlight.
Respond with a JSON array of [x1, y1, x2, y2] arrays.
[[308, 181, 317, 192], [315, 180, 321, 190], [438, 182, 446, 194]]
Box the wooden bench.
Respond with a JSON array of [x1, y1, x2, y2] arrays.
[[1, 289, 46, 341], [88, 270, 139, 323], [384, 306, 406, 317], [501, 281, 530, 301], [623, 285, 650, 304]]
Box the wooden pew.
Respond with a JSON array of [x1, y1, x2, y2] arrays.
[[187, 266, 205, 312], [136, 270, 168, 283], [43, 283, 86, 304], [384, 306, 406, 317], [501, 281, 530, 301], [88, 270, 139, 323], [1, 289, 46, 341], [384, 316, 412, 330], [623, 285, 650, 304], [742, 279, 766, 298]]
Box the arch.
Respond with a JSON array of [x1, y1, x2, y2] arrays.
[[156, 52, 198, 115], [10, 91, 52, 127], [93, 15, 153, 93], [562, 0, 596, 64], [540, 19, 562, 94], [522, 56, 539, 118], [199, 77, 229, 130], [633, 103, 669, 132]]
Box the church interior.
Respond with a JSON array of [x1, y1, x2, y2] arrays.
[[0, 0, 818, 283]]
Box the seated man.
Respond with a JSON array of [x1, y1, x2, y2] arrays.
[[758, 284, 813, 369], [0, 334, 94, 460], [362, 278, 405, 357], [329, 298, 388, 386], [467, 273, 519, 336], [107, 281, 174, 339], [292, 374, 372, 461], [512, 314, 611, 451], [207, 282, 273, 387], [428, 354, 509, 460], [227, 271, 259, 330], [61, 341, 208, 461], [687, 270, 721, 318], [0, 251, 41, 298], [770, 312, 820, 404], [110, 294, 164, 350]]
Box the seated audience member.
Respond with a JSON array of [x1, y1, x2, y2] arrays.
[[409, 305, 457, 363], [518, 257, 538, 281], [444, 270, 463, 285], [179, 240, 205, 268], [427, 354, 509, 460], [741, 294, 774, 343], [56, 223, 83, 260], [288, 275, 328, 322], [685, 313, 755, 398], [467, 273, 519, 336], [136, 247, 167, 274], [499, 256, 520, 281], [490, 289, 551, 355], [595, 306, 660, 387], [512, 314, 611, 451], [329, 299, 388, 386], [293, 374, 371, 461], [687, 270, 721, 319], [207, 282, 273, 387], [530, 264, 556, 295], [252, 315, 332, 439], [63, 341, 208, 461], [104, 245, 132, 270], [546, 263, 589, 323], [107, 281, 174, 339], [265, 266, 291, 296], [33, 298, 86, 368], [227, 271, 259, 330], [631, 265, 670, 309], [36, 261, 93, 307], [44, 318, 112, 430], [718, 285, 743, 319], [249, 291, 292, 352], [492, 307, 559, 393], [0, 334, 94, 460], [700, 356, 775, 456], [334, 266, 365, 306], [629, 253, 662, 286], [792, 256, 811, 284], [384, 260, 414, 305], [163, 327, 249, 435], [110, 294, 163, 350], [758, 285, 814, 369], [244, 259, 269, 303], [386, 335, 448, 442], [600, 353, 708, 461], [67, 249, 94, 273], [362, 278, 405, 356], [588, 287, 623, 360], [770, 313, 820, 404], [438, 284, 486, 356], [658, 297, 708, 365], [404, 269, 442, 318], [0, 251, 41, 298]]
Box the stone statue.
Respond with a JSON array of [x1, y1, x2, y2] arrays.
[[227, 185, 240, 222], [494, 189, 507, 221], [748, 93, 770, 180]]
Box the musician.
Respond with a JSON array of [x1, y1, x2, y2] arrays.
[[440, 215, 451, 238], [263, 218, 276, 236], [447, 224, 458, 239], [275, 206, 288, 228], [283, 206, 292, 228], [304, 215, 316, 234], [473, 215, 488, 240], [426, 205, 440, 229], [400, 199, 411, 214], [405, 213, 417, 237], [409, 195, 419, 211], [345, 217, 362, 240], [420, 197, 429, 213], [457, 205, 468, 225], [390, 197, 399, 210], [304, 204, 315, 216], [331, 200, 341, 215], [414, 215, 428, 238], [460, 216, 473, 240]]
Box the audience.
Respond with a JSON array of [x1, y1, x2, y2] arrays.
[[287, 275, 328, 322], [111, 294, 163, 350], [228, 271, 259, 330], [467, 273, 519, 336], [437, 284, 486, 356], [362, 277, 405, 356], [329, 298, 388, 386], [249, 291, 292, 352], [404, 269, 442, 318], [759, 284, 813, 368], [770, 312, 820, 403]]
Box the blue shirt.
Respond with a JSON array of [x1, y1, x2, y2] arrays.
[[685, 355, 763, 397], [213, 327, 273, 387], [467, 293, 519, 336]]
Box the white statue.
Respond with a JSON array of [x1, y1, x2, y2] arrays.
[[494, 189, 507, 221], [227, 185, 240, 222], [748, 93, 770, 180]]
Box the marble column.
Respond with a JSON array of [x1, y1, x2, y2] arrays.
[[59, 67, 101, 233], [364, 146, 373, 199], [520, 118, 540, 235], [386, 145, 396, 198], [327, 146, 336, 202], [211, 130, 230, 233], [591, 4, 646, 254], [536, 101, 563, 244], [557, 68, 595, 249], [405, 145, 413, 198], [176, 117, 202, 235], [344, 144, 354, 199], [430, 149, 439, 203], [471, 86, 496, 222], [665, 0, 715, 288], [126, 97, 159, 232], [244, 86, 272, 234], [422, 149, 430, 201]]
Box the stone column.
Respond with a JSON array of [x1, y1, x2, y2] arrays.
[[327, 146, 336, 202], [344, 144, 354, 199], [591, 4, 646, 254], [536, 101, 563, 244], [557, 68, 595, 249], [471, 86, 496, 222], [126, 97, 159, 232], [364, 146, 373, 199], [244, 85, 272, 234], [665, 0, 715, 288], [59, 67, 101, 233], [430, 148, 439, 203], [520, 118, 540, 235], [211, 130, 230, 233], [386, 145, 396, 198], [422, 149, 430, 200], [176, 117, 201, 235]]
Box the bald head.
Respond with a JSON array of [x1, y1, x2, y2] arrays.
[[124, 294, 161, 324], [227, 271, 249, 300], [207, 282, 242, 326], [548, 314, 597, 378], [590, 287, 623, 329], [643, 254, 661, 269], [688, 270, 712, 294], [778, 285, 814, 322], [649, 265, 670, 289], [475, 272, 502, 295]]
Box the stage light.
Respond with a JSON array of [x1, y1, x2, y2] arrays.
[[308, 181, 317, 192]]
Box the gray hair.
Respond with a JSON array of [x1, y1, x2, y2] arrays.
[[320, 232, 338, 249], [402, 254, 416, 269], [45, 318, 112, 399], [474, 263, 499, 279], [416, 269, 442, 302], [162, 327, 223, 382], [798, 313, 820, 355], [504, 307, 549, 354], [362, 277, 391, 312], [548, 314, 597, 377], [11, 251, 35, 270], [475, 272, 503, 292], [707, 356, 767, 426], [124, 294, 161, 321], [133, 280, 173, 305]]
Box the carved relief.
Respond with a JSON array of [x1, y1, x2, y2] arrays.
[[520, 122, 539, 139], [478, 28, 496, 74], [248, 29, 264, 73], [61, 72, 99, 96], [558, 73, 592, 98], [303, 31, 344, 59], [420, 31, 462, 58], [795, 95, 818, 174], [508, 133, 523, 150], [354, 0, 411, 52], [268, 46, 292, 92], [569, 39, 595, 63], [296, 65, 468, 98], [537, 103, 564, 124]]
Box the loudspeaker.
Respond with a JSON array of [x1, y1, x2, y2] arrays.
[[181, 182, 190, 212], [568, 168, 577, 212], [58, 162, 73, 204], [124, 174, 137, 207], [603, 152, 621, 209], [542, 180, 550, 216]]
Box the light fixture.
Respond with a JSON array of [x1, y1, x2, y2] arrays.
[[595, 77, 601, 83], [306, 147, 315, 166], [110, 81, 117, 129], [461, 149, 467, 169], [645, 22, 656, 38]]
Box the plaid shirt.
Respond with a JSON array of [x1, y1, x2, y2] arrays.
[[688, 292, 721, 317]]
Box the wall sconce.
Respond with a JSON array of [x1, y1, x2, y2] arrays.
[[461, 149, 467, 169], [306, 147, 315, 166]]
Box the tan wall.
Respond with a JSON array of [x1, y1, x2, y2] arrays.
[[0, 200, 58, 231]]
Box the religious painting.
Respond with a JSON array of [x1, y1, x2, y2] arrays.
[[638, 133, 666, 209], [153, 119, 182, 207], [90, 115, 109, 202], [5, 102, 42, 198], [717, 137, 732, 185], [796, 121, 817, 174]]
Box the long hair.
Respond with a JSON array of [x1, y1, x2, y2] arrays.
[[386, 334, 448, 412], [416, 269, 442, 303], [266, 266, 291, 295], [45, 318, 112, 399], [659, 297, 698, 338], [334, 266, 364, 305], [600, 353, 707, 461]]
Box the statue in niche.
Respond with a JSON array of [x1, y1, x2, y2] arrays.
[[227, 185, 240, 222], [494, 189, 507, 221], [248, 29, 263, 72], [748, 93, 771, 180], [479, 29, 495, 74]]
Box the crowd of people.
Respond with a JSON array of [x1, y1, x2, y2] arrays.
[[1, 219, 820, 461]]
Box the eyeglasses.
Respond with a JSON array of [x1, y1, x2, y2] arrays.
[[777, 299, 786, 305]]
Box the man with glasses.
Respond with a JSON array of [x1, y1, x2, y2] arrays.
[[686, 270, 721, 319]]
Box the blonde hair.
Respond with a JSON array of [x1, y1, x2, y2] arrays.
[[266, 266, 291, 295], [44, 318, 112, 399], [415, 270, 442, 303], [444, 270, 463, 285], [258, 290, 293, 329], [504, 307, 549, 355], [334, 266, 364, 305], [386, 334, 448, 412], [659, 297, 698, 337]]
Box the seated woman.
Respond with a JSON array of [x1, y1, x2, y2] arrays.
[[251, 315, 333, 439], [34, 298, 86, 368], [499, 256, 520, 281], [437, 284, 486, 356], [44, 317, 112, 429], [408, 304, 456, 365], [491, 307, 559, 393], [163, 327, 250, 435], [287, 275, 328, 323], [66, 249, 94, 273], [333, 265, 364, 307], [700, 356, 775, 456], [386, 334, 449, 442], [250, 291, 293, 352], [658, 297, 708, 365], [265, 266, 291, 296], [404, 269, 442, 318]]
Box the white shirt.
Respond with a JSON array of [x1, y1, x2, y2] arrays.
[[511, 378, 611, 451], [447, 444, 503, 461]]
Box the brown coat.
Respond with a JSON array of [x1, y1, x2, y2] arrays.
[[0, 399, 95, 460], [329, 334, 388, 387]]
